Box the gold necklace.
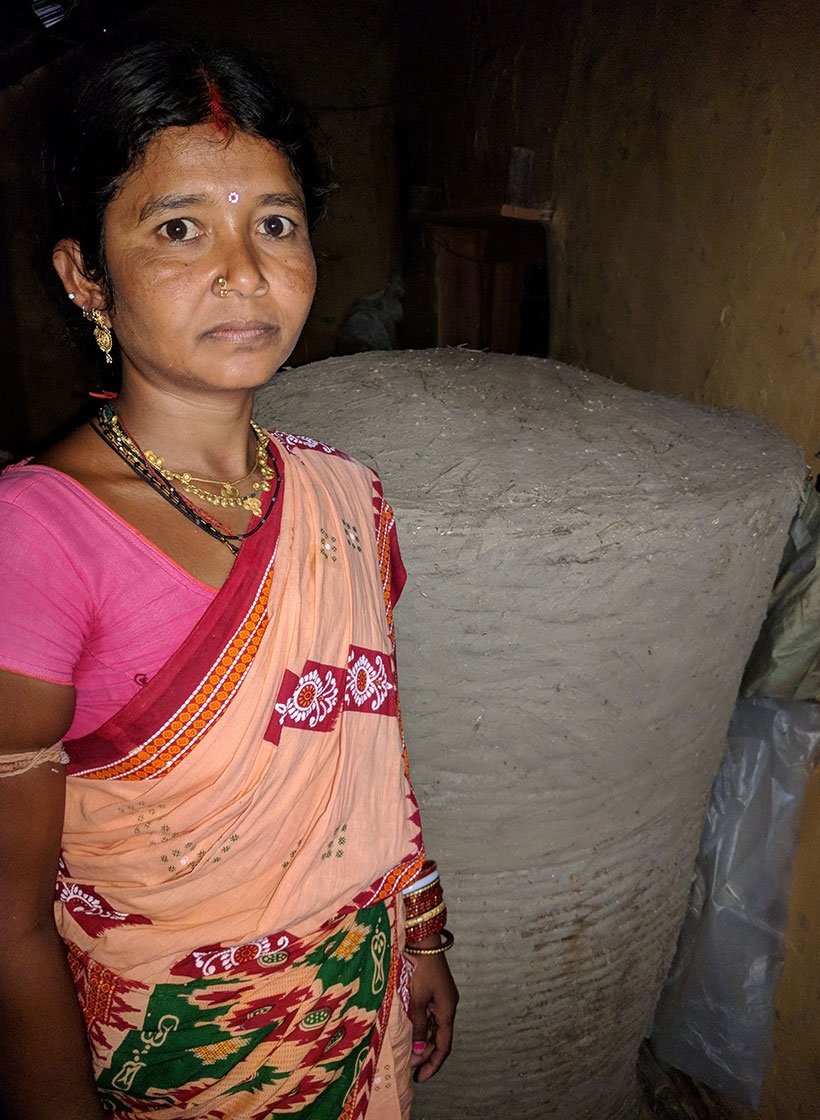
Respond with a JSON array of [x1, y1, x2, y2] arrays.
[[142, 421, 275, 518], [93, 404, 280, 554]]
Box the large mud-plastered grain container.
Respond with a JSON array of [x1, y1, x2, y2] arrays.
[[255, 349, 805, 1120]]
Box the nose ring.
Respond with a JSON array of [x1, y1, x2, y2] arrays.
[[216, 276, 229, 298]]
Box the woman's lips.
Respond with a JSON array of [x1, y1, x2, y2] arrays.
[[203, 320, 278, 343]]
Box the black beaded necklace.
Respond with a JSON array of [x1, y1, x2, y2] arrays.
[[89, 402, 281, 556]]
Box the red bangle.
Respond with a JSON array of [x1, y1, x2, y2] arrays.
[[405, 901, 447, 928], [405, 909, 448, 944], [404, 886, 443, 919]]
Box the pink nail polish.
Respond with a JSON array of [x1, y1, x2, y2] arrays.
[[412, 1041, 425, 1053]]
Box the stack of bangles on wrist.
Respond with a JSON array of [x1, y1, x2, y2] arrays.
[[401, 860, 454, 955]]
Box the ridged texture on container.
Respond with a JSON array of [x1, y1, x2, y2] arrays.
[[254, 349, 805, 1120]]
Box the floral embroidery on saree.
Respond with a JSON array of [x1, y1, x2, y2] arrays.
[[56, 856, 153, 937], [345, 647, 396, 716], [271, 430, 348, 459], [266, 645, 399, 745], [268, 661, 346, 744]]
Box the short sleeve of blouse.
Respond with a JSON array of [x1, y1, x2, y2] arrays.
[[0, 486, 94, 686]]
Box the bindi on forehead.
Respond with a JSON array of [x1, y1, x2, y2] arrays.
[[109, 127, 306, 224]]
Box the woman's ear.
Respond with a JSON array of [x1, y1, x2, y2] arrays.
[[52, 239, 110, 322]]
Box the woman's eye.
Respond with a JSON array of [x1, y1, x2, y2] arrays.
[[259, 215, 295, 238], [159, 218, 198, 242]]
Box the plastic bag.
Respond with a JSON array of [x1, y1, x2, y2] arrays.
[[741, 482, 820, 700], [335, 275, 404, 355], [650, 698, 820, 1106]]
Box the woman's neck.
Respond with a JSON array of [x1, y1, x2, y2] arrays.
[[113, 382, 259, 482]]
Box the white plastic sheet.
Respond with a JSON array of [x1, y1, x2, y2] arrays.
[[650, 698, 820, 1105]]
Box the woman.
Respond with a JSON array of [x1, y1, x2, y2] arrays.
[[0, 38, 457, 1120]]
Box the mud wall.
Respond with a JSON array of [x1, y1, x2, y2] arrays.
[[540, 8, 820, 1112], [549, 0, 820, 472], [401, 0, 820, 468]]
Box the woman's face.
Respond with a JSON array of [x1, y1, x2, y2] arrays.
[[85, 124, 317, 396]]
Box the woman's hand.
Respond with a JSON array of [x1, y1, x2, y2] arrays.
[[408, 941, 459, 1083]]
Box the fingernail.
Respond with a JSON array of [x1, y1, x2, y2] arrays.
[[412, 1041, 425, 1054]]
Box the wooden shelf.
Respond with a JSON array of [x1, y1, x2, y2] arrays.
[[414, 206, 550, 353], [414, 204, 553, 227]]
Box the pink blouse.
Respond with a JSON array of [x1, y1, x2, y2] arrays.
[[0, 463, 216, 739]]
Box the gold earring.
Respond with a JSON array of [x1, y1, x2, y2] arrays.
[[83, 308, 113, 365], [216, 276, 229, 298]]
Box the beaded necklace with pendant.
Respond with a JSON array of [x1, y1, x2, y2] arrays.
[[89, 403, 280, 555]]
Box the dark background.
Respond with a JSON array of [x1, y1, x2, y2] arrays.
[[1, 0, 817, 477]]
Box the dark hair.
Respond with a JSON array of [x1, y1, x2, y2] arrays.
[[46, 36, 331, 305]]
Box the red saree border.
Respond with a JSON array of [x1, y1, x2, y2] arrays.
[[65, 438, 286, 777], [349, 851, 426, 912], [372, 475, 406, 652]]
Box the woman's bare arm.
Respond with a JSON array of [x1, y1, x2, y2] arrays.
[[0, 670, 105, 1120]]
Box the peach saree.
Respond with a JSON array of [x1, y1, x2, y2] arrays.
[[57, 433, 424, 1119]]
